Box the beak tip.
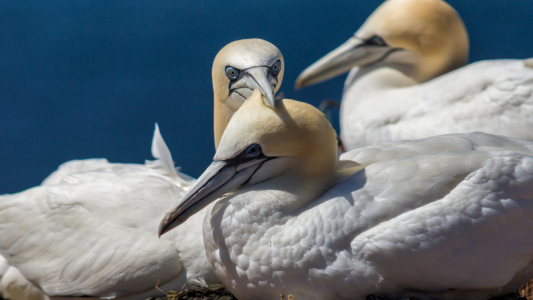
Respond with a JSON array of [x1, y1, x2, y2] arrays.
[[158, 223, 166, 238], [259, 89, 275, 108], [158, 217, 172, 237], [158, 214, 187, 237], [264, 97, 275, 108]]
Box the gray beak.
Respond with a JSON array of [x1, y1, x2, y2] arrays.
[[295, 37, 393, 89], [225, 66, 277, 111], [158, 157, 269, 237], [245, 67, 276, 108]]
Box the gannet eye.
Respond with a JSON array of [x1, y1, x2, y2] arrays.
[[226, 67, 240, 80], [245, 144, 262, 158], [367, 35, 387, 46], [271, 61, 281, 75]]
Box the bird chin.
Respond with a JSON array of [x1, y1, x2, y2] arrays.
[[225, 89, 252, 112]]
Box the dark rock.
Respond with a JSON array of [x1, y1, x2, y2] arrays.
[[148, 284, 237, 300]]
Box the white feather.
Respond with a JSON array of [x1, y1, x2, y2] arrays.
[[204, 132, 533, 300], [341, 60, 533, 150], [0, 125, 217, 300]]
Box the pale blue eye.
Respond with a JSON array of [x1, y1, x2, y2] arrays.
[[226, 66, 239, 80], [245, 144, 261, 158], [271, 61, 281, 75]]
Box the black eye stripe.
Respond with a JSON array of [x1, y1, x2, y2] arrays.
[[365, 35, 387, 46], [220, 144, 265, 165], [226, 62, 282, 73], [226, 61, 282, 91]]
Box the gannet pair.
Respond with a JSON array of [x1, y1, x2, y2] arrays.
[[160, 89, 533, 300], [0, 39, 284, 300], [296, 0, 533, 151]]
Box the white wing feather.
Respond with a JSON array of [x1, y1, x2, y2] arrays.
[[338, 133, 533, 297], [146, 123, 178, 178]]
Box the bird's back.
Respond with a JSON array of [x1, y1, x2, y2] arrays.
[[341, 59, 533, 150], [0, 125, 216, 299], [336, 132, 533, 299], [0, 159, 190, 298]]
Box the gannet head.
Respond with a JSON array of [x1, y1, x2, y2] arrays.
[[295, 0, 469, 87], [213, 39, 284, 148], [159, 90, 337, 236]]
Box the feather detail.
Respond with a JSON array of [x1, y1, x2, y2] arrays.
[[145, 123, 178, 178]]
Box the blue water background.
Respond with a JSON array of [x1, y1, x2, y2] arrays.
[[1, 0, 532, 194]]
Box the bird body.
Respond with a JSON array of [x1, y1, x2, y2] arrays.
[[160, 91, 533, 300], [0, 262, 50, 300], [0, 125, 217, 299], [295, 0, 533, 150], [341, 59, 533, 149]]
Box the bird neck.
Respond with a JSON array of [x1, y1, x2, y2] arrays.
[[213, 100, 234, 150], [344, 45, 468, 93], [344, 66, 417, 94]]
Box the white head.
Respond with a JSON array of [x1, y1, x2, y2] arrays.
[[213, 39, 285, 148], [295, 0, 469, 87], [160, 90, 338, 235]]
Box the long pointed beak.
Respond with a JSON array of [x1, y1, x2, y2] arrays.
[[158, 157, 269, 237], [295, 37, 392, 89], [245, 67, 276, 108]]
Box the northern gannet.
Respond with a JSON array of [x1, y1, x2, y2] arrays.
[[160, 90, 533, 300], [0, 125, 216, 300], [0, 39, 284, 300], [213, 39, 284, 148], [295, 0, 533, 151]]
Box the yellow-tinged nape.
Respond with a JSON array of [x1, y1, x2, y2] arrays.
[[212, 39, 284, 149], [358, 0, 469, 82], [217, 90, 338, 179]]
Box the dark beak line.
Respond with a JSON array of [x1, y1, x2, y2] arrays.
[[159, 161, 233, 237], [169, 164, 225, 216], [158, 156, 275, 237]]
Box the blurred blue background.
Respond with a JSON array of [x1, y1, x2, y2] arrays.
[[1, 0, 532, 194]]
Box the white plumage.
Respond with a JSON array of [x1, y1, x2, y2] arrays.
[[207, 135, 533, 299], [0, 38, 287, 300], [0, 125, 218, 299], [160, 92, 533, 300], [341, 59, 533, 149], [295, 0, 533, 151], [0, 260, 49, 300]]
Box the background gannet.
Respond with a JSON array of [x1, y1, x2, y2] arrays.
[[0, 39, 284, 300], [295, 0, 533, 151], [160, 90, 533, 300], [212, 39, 284, 148]]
